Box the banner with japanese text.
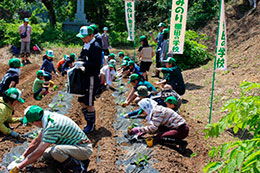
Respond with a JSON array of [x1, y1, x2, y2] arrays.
[[125, 0, 135, 41], [168, 0, 188, 54], [216, 0, 227, 71]]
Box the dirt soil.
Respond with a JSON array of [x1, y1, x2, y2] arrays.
[[0, 2, 259, 172]]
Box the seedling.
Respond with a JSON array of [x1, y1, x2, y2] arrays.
[[128, 118, 139, 134], [49, 102, 58, 111], [58, 93, 65, 101], [134, 153, 149, 167]]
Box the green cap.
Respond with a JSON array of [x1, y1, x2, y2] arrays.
[[46, 50, 54, 58], [158, 22, 166, 28], [36, 70, 48, 77], [70, 53, 76, 59], [121, 60, 128, 66], [165, 96, 177, 106], [123, 56, 131, 61], [109, 59, 116, 66], [109, 63, 115, 68], [90, 24, 97, 30], [139, 35, 146, 42], [76, 26, 94, 38], [23, 105, 44, 124], [103, 27, 108, 31], [64, 55, 69, 60], [162, 28, 169, 34], [163, 57, 176, 64], [128, 60, 135, 66], [108, 53, 116, 58], [4, 88, 24, 103], [8, 58, 21, 68], [24, 18, 29, 22], [135, 86, 150, 97], [118, 52, 124, 57], [128, 73, 139, 84]]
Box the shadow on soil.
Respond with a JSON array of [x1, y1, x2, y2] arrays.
[[87, 127, 112, 147], [185, 82, 204, 91]]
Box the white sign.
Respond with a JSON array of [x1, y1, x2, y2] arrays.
[[216, 0, 228, 71], [168, 0, 189, 54], [125, 0, 135, 41]]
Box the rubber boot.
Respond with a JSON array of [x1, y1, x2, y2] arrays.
[[161, 137, 188, 154], [63, 157, 86, 173], [82, 108, 95, 134]]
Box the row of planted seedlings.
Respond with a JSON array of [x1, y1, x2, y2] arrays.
[[0, 84, 74, 172], [112, 77, 159, 173]]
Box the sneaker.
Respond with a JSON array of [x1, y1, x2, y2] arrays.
[[178, 140, 188, 154]]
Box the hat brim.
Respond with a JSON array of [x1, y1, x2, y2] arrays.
[[134, 91, 151, 97], [22, 116, 28, 125], [18, 98, 25, 103], [24, 19, 29, 22], [76, 33, 88, 38]]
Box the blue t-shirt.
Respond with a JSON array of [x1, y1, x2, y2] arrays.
[[40, 59, 56, 74], [134, 81, 157, 92], [130, 64, 141, 75]]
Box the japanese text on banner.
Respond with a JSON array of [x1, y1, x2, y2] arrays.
[[125, 0, 135, 41], [168, 0, 188, 54], [216, 0, 227, 71]]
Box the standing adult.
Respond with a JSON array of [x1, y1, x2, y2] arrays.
[[102, 27, 111, 56], [18, 18, 32, 65], [149, 22, 166, 77], [9, 105, 92, 173], [75, 26, 103, 134]]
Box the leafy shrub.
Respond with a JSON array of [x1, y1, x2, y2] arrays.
[[203, 82, 260, 172], [173, 30, 213, 70]]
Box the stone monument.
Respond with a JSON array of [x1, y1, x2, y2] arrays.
[[62, 0, 88, 32]]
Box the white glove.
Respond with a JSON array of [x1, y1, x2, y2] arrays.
[[7, 155, 25, 170], [109, 46, 112, 49], [10, 131, 19, 138]]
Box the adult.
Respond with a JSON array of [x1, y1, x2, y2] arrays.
[[18, 18, 32, 65], [75, 26, 102, 134], [149, 22, 166, 77], [0, 58, 21, 96], [0, 88, 24, 138], [138, 35, 154, 81], [101, 27, 111, 56], [129, 98, 189, 153], [9, 105, 92, 173], [156, 57, 186, 95]]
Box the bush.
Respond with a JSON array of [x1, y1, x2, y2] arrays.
[[0, 21, 82, 49], [173, 30, 213, 70]]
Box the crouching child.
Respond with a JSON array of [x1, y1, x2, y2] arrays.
[[33, 70, 49, 100], [9, 105, 93, 173]]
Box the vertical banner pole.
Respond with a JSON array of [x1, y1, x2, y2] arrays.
[[209, 0, 226, 123]]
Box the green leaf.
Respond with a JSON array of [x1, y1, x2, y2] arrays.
[[243, 150, 260, 166], [220, 143, 229, 159], [237, 151, 245, 168], [203, 162, 217, 173], [208, 162, 223, 173], [227, 159, 236, 173]]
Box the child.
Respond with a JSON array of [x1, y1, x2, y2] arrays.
[[165, 96, 178, 110], [0, 88, 24, 138], [118, 52, 124, 59], [0, 58, 21, 96], [33, 70, 49, 100], [57, 55, 69, 72], [104, 53, 116, 65], [61, 56, 76, 76], [40, 50, 59, 81], [138, 35, 154, 81]]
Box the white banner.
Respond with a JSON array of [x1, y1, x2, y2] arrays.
[[168, 0, 189, 54], [125, 0, 135, 41], [216, 0, 227, 71]]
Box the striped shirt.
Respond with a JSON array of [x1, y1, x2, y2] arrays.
[[41, 111, 89, 145], [139, 105, 186, 134]]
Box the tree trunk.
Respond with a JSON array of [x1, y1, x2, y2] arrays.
[[42, 0, 56, 27]]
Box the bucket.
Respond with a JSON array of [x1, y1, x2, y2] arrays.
[[145, 137, 153, 147]]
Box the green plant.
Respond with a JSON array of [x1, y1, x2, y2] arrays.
[[173, 30, 213, 70], [130, 118, 138, 129], [135, 153, 149, 167], [203, 82, 260, 172]]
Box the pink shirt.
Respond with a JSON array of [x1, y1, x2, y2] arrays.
[[19, 24, 32, 42]]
